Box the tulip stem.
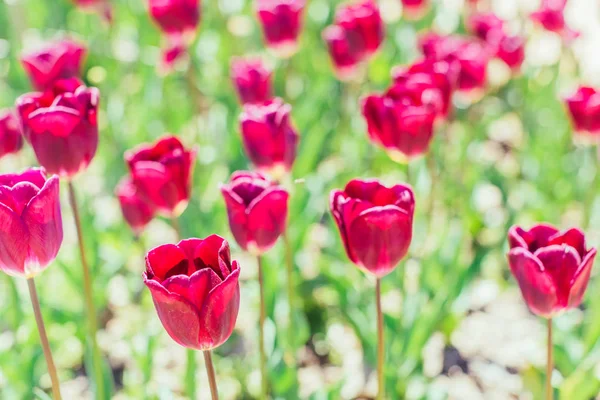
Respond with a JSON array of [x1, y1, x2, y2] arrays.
[[67, 181, 105, 400], [546, 318, 553, 400], [203, 350, 219, 400], [282, 228, 296, 356], [27, 278, 62, 400], [257, 254, 269, 399], [185, 349, 197, 400], [170, 216, 182, 239], [376, 278, 384, 400]]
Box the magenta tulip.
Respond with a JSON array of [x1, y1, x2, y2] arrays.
[[116, 177, 156, 236], [0, 111, 23, 159], [256, 0, 305, 58], [230, 57, 273, 104]]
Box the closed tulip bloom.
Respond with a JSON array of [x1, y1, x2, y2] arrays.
[[330, 179, 415, 277], [240, 98, 299, 178], [0, 168, 63, 278], [507, 224, 596, 318], [21, 40, 86, 91], [230, 57, 273, 104], [116, 177, 156, 236], [256, 0, 305, 58], [322, 25, 363, 80], [0, 111, 23, 159], [149, 0, 200, 40], [401, 0, 429, 20], [531, 0, 579, 41], [144, 236, 240, 350], [565, 86, 600, 136], [16, 78, 99, 178], [221, 171, 289, 255], [126, 135, 195, 217]]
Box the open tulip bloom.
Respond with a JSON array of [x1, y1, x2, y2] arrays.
[[507, 224, 596, 400]]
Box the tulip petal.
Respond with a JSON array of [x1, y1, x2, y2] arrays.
[[146, 243, 189, 282], [28, 106, 81, 137], [534, 244, 581, 306], [221, 186, 251, 251], [568, 248, 596, 308], [163, 267, 221, 311], [247, 187, 289, 252], [0, 203, 28, 276], [0, 168, 46, 188], [547, 228, 586, 258]]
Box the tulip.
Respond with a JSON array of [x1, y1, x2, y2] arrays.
[[322, 25, 363, 80], [16, 78, 99, 178], [230, 57, 273, 104], [0, 168, 62, 278], [507, 224, 597, 318], [148, 0, 201, 41], [493, 33, 525, 71], [256, 0, 305, 58], [126, 135, 195, 217], [221, 171, 289, 255], [565, 86, 600, 137], [159, 42, 188, 74], [239, 98, 299, 179], [116, 177, 156, 236], [21, 40, 86, 91], [330, 179, 415, 277], [531, 0, 579, 41], [468, 13, 504, 41], [0, 111, 23, 159], [401, 0, 429, 20]]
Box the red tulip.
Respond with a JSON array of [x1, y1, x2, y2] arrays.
[[230, 57, 273, 104], [420, 33, 490, 93], [148, 0, 200, 41], [493, 33, 525, 71], [116, 177, 156, 236], [126, 135, 195, 217], [323, 0, 384, 80], [71, 0, 113, 22], [362, 84, 437, 162], [565, 86, 600, 136], [16, 78, 99, 178], [0, 111, 23, 159], [0, 168, 63, 278], [256, 0, 305, 58], [508, 224, 596, 318], [144, 235, 240, 350], [239, 98, 299, 179], [330, 179, 415, 277], [401, 0, 429, 20], [221, 171, 289, 255], [468, 13, 504, 41], [21, 40, 86, 91], [531, 0, 579, 41]]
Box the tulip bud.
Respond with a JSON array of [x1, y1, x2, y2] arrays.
[[116, 177, 156, 236], [16, 78, 99, 178], [230, 57, 273, 105], [144, 235, 240, 350], [221, 171, 289, 255], [239, 98, 299, 179], [125, 135, 195, 217], [148, 0, 201, 41], [21, 40, 86, 92], [0, 168, 63, 278], [330, 179, 415, 277], [507, 224, 597, 318], [256, 0, 305, 58], [565, 86, 600, 137], [0, 111, 24, 159]]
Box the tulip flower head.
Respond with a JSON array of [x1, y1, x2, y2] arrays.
[[230, 57, 274, 104], [239, 98, 299, 179], [565, 86, 600, 138], [21, 40, 86, 91], [507, 224, 596, 318], [0, 111, 23, 159], [221, 171, 289, 255], [330, 179, 415, 277], [0, 169, 63, 278], [468, 13, 504, 41], [256, 0, 305, 58], [144, 235, 241, 350], [148, 0, 200, 41], [116, 177, 156, 236], [531, 0, 579, 41], [16, 78, 99, 178], [125, 135, 195, 218]]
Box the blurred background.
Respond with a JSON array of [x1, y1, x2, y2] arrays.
[[1, 0, 600, 398]]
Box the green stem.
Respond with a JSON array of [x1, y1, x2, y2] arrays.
[[67, 181, 104, 400], [203, 350, 219, 400], [376, 278, 384, 400], [256, 254, 268, 398], [185, 349, 197, 399], [547, 318, 553, 400], [282, 227, 296, 355]]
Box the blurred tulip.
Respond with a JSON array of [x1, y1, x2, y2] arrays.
[[21, 40, 86, 91], [240, 98, 299, 178], [330, 179, 415, 277], [531, 0, 579, 41], [493, 33, 525, 72], [323, 0, 384, 80], [116, 177, 156, 236], [148, 0, 201, 41], [0, 168, 63, 278], [508, 224, 596, 318], [401, 0, 429, 20], [230, 57, 273, 104], [126, 135, 195, 217], [144, 235, 240, 350], [565, 86, 600, 137], [256, 0, 305, 58], [468, 13, 504, 41], [159, 42, 188, 74], [0, 111, 23, 159], [72, 0, 113, 22], [16, 78, 99, 178], [221, 171, 289, 255]]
